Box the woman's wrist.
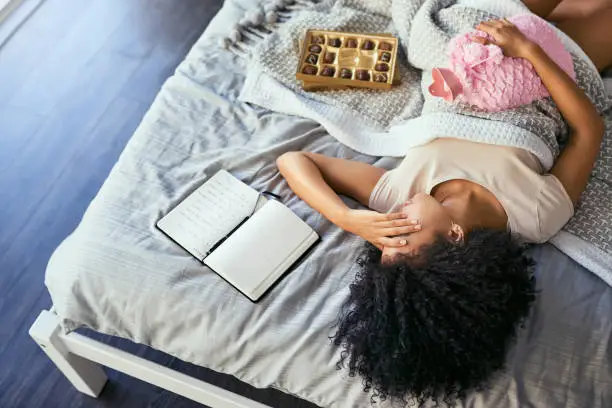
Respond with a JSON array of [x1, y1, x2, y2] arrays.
[[331, 207, 352, 230], [520, 41, 543, 62]]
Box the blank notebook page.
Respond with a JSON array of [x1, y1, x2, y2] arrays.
[[204, 199, 315, 298]]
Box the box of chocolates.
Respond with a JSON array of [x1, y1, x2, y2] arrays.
[[296, 30, 400, 90]]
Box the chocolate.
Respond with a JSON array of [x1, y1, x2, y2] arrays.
[[327, 38, 342, 47], [298, 30, 398, 90], [321, 66, 336, 77], [306, 54, 318, 65], [309, 44, 322, 53], [302, 65, 318, 75], [311, 35, 325, 44], [375, 63, 389, 72], [345, 38, 358, 48], [340, 68, 353, 79], [323, 52, 336, 64], [374, 73, 388, 82], [356, 69, 370, 81], [362, 40, 375, 50]]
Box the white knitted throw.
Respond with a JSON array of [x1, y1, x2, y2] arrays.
[[239, 0, 612, 285]]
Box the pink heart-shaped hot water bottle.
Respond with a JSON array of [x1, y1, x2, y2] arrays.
[[429, 68, 463, 102], [429, 14, 576, 112]]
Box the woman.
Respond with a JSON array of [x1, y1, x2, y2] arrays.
[[277, 1, 611, 405]]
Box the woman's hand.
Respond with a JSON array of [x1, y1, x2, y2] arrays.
[[474, 19, 535, 58], [339, 209, 421, 250]]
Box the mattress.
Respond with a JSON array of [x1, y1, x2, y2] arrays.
[[45, 0, 612, 407]]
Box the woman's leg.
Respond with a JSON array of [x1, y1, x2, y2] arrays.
[[521, 0, 564, 18], [555, 8, 612, 72], [521, 1, 612, 72], [548, 0, 612, 22], [521, 0, 611, 20]]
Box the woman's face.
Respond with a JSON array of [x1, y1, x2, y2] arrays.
[[382, 192, 454, 260]]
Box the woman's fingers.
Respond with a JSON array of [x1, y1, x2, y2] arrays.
[[477, 19, 507, 32], [377, 226, 423, 247], [476, 23, 496, 35], [478, 19, 513, 31], [379, 237, 408, 248], [471, 36, 490, 45], [384, 224, 421, 235], [477, 20, 496, 30], [477, 20, 494, 27], [383, 212, 409, 221], [380, 218, 420, 228]]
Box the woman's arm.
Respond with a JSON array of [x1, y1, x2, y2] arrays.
[[523, 45, 604, 204], [276, 152, 420, 249], [278, 151, 385, 211], [476, 20, 605, 204]]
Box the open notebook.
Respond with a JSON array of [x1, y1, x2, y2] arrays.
[[157, 170, 319, 301]]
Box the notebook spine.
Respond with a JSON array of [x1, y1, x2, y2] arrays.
[[204, 191, 281, 259], [204, 216, 250, 258]]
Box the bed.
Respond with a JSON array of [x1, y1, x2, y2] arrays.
[[30, 0, 612, 407]]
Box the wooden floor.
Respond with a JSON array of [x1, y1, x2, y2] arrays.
[[0, 1, 318, 407]]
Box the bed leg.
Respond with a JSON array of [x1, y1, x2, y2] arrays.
[[29, 310, 108, 398]]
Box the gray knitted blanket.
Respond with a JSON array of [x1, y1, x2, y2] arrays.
[[239, 0, 612, 285]]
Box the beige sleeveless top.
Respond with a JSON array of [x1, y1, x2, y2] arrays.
[[368, 138, 574, 243]]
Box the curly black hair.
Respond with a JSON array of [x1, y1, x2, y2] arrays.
[[331, 229, 537, 407]]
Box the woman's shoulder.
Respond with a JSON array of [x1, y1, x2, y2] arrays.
[[490, 151, 567, 243], [507, 172, 575, 243], [534, 174, 575, 242]]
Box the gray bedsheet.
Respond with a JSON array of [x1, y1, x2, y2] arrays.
[[45, 0, 612, 406]]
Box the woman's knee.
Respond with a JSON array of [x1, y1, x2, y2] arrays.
[[276, 151, 305, 173]]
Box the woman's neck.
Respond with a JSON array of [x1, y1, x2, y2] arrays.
[[432, 180, 508, 232]]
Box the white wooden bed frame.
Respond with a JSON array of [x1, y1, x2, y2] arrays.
[[29, 309, 272, 408]]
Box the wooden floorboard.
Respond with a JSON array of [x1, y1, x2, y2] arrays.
[[0, 1, 319, 407]]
